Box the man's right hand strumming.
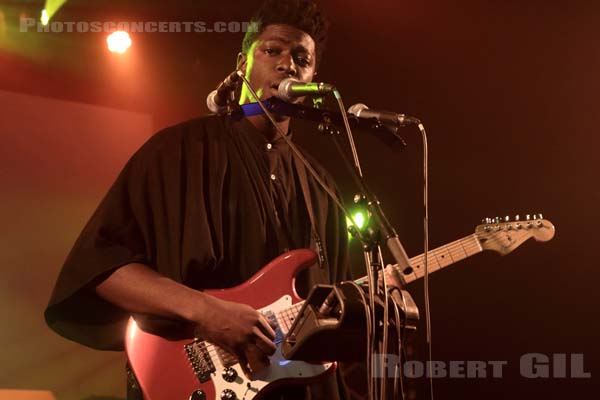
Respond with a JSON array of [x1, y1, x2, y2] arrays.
[[193, 295, 277, 378], [95, 262, 276, 377]]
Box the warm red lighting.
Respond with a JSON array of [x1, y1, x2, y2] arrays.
[[106, 31, 132, 54]]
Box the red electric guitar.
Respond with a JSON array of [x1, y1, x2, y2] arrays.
[[125, 216, 555, 400]]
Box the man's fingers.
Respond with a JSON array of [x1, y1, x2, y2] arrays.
[[257, 314, 276, 340], [242, 343, 271, 377], [237, 352, 252, 379], [384, 264, 403, 290], [252, 327, 277, 356]]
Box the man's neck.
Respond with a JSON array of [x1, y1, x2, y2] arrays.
[[246, 114, 290, 141]]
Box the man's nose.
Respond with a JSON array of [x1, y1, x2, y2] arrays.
[[276, 53, 297, 77]]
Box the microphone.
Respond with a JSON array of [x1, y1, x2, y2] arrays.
[[206, 70, 242, 114], [277, 78, 335, 101], [348, 103, 420, 127]]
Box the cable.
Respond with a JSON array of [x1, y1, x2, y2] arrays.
[[397, 288, 410, 400], [332, 90, 364, 177], [347, 281, 373, 400], [362, 251, 378, 400], [390, 290, 403, 400], [417, 122, 434, 400], [377, 250, 390, 400]]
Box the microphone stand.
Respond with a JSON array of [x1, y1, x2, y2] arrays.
[[316, 98, 412, 400]]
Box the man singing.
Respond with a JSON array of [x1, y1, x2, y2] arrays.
[[46, 0, 351, 398]]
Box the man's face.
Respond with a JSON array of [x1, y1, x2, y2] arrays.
[[239, 24, 317, 104]]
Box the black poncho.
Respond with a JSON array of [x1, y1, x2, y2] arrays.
[[45, 114, 349, 352]]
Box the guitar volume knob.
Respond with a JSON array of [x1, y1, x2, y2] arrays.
[[189, 390, 206, 400], [220, 389, 237, 400], [222, 367, 238, 382]]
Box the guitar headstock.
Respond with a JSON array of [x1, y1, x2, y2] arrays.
[[475, 214, 555, 255]]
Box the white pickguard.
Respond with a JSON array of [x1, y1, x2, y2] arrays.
[[206, 295, 333, 399]]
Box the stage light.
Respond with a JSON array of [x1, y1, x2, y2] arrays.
[[350, 211, 366, 230], [40, 9, 49, 25], [346, 211, 368, 241], [42, 0, 68, 24], [107, 31, 132, 54]]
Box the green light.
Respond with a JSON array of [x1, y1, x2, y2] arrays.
[[352, 212, 366, 229], [40, 9, 49, 25], [41, 0, 69, 25], [346, 212, 367, 240], [347, 211, 366, 231]]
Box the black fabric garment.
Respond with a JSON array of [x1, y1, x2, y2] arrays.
[[44, 114, 349, 398]]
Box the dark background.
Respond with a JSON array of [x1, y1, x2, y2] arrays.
[[1, 0, 598, 399]]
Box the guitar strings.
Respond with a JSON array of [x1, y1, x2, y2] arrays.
[[200, 236, 493, 365], [395, 228, 530, 282], [201, 303, 304, 365], [198, 228, 533, 367]]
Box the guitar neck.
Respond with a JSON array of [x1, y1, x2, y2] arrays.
[[355, 233, 483, 285]]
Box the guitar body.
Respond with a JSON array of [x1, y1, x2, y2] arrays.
[[125, 249, 335, 400]]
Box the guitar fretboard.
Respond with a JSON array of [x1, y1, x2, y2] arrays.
[[353, 233, 483, 284], [274, 235, 485, 337], [275, 302, 303, 335], [401, 234, 482, 283]]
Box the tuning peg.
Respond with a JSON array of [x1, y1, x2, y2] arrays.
[[538, 213, 543, 220], [526, 214, 531, 221], [495, 216, 500, 223], [515, 215, 520, 221], [533, 214, 538, 220], [505, 215, 510, 222]]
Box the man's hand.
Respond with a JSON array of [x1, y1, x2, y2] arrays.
[[195, 296, 277, 377], [381, 264, 403, 292], [94, 263, 276, 378]]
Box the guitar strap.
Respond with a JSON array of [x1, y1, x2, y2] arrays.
[[294, 155, 327, 269]]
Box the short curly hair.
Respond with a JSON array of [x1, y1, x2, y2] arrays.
[[241, 0, 329, 68]]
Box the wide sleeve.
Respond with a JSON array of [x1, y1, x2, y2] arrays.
[[44, 146, 152, 351]]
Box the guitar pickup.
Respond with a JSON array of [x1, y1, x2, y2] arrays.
[[262, 310, 285, 344]]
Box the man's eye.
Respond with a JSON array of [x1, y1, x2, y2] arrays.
[[265, 47, 277, 55], [296, 57, 310, 67]]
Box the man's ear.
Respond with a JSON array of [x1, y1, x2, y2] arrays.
[[237, 52, 247, 72]]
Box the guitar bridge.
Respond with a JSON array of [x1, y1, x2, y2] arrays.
[[184, 340, 216, 383]]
